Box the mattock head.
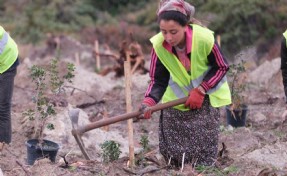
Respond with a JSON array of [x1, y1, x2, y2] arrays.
[[69, 108, 80, 128], [68, 108, 91, 160]]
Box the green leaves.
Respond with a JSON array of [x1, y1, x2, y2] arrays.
[[23, 58, 75, 142], [195, 165, 239, 175], [49, 58, 75, 94], [227, 60, 247, 109], [63, 62, 76, 83], [100, 140, 122, 163], [46, 123, 55, 130], [139, 134, 149, 152]]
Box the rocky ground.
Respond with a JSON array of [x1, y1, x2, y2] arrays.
[[0, 37, 287, 176]]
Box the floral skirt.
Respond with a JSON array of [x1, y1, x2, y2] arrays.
[[159, 98, 220, 167]]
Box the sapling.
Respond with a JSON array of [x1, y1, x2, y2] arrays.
[[139, 134, 149, 152], [100, 140, 122, 163], [227, 60, 247, 110], [23, 58, 75, 145], [135, 135, 150, 166]]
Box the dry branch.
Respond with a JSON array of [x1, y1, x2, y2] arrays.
[[16, 160, 31, 176], [76, 100, 105, 109]]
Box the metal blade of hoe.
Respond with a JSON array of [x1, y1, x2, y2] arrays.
[[69, 108, 91, 160]]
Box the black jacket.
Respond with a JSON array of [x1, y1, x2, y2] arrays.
[[281, 37, 287, 102]]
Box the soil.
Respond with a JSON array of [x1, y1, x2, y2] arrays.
[[0, 37, 287, 176]]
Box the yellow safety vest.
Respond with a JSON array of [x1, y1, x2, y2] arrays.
[[0, 26, 18, 74], [150, 24, 231, 111], [284, 30, 287, 47]]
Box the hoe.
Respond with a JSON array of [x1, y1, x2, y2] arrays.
[[69, 97, 188, 160]]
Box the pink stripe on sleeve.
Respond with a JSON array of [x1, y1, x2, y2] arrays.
[[143, 97, 156, 106], [207, 44, 227, 87], [145, 49, 157, 96], [213, 44, 227, 67], [200, 81, 209, 91]]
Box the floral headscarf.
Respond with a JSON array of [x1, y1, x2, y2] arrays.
[[157, 0, 195, 19]]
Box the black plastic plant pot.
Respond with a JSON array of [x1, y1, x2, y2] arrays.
[[225, 104, 248, 128], [25, 139, 60, 165]]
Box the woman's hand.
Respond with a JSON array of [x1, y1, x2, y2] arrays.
[[184, 87, 205, 109], [138, 103, 153, 119]]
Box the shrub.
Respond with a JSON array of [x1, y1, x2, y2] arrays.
[[23, 58, 75, 145], [227, 60, 247, 110], [100, 140, 122, 163]]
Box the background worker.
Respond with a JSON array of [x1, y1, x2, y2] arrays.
[[281, 30, 287, 119], [0, 25, 19, 149], [139, 0, 231, 167]]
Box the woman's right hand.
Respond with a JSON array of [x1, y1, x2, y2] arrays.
[[138, 103, 153, 119]]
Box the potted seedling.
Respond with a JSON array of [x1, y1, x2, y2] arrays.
[[226, 60, 248, 127], [23, 58, 75, 165]]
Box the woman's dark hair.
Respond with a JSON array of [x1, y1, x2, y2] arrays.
[[157, 11, 189, 26]]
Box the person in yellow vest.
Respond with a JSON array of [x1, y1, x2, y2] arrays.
[[0, 25, 19, 149], [281, 30, 287, 119], [139, 0, 231, 167]]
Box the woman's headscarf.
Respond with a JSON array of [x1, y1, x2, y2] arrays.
[[157, 0, 195, 20]]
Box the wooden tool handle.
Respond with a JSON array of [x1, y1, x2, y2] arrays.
[[80, 97, 188, 134]]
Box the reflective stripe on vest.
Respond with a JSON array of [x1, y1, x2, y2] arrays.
[[169, 67, 227, 99], [0, 32, 8, 54], [284, 30, 287, 47]]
